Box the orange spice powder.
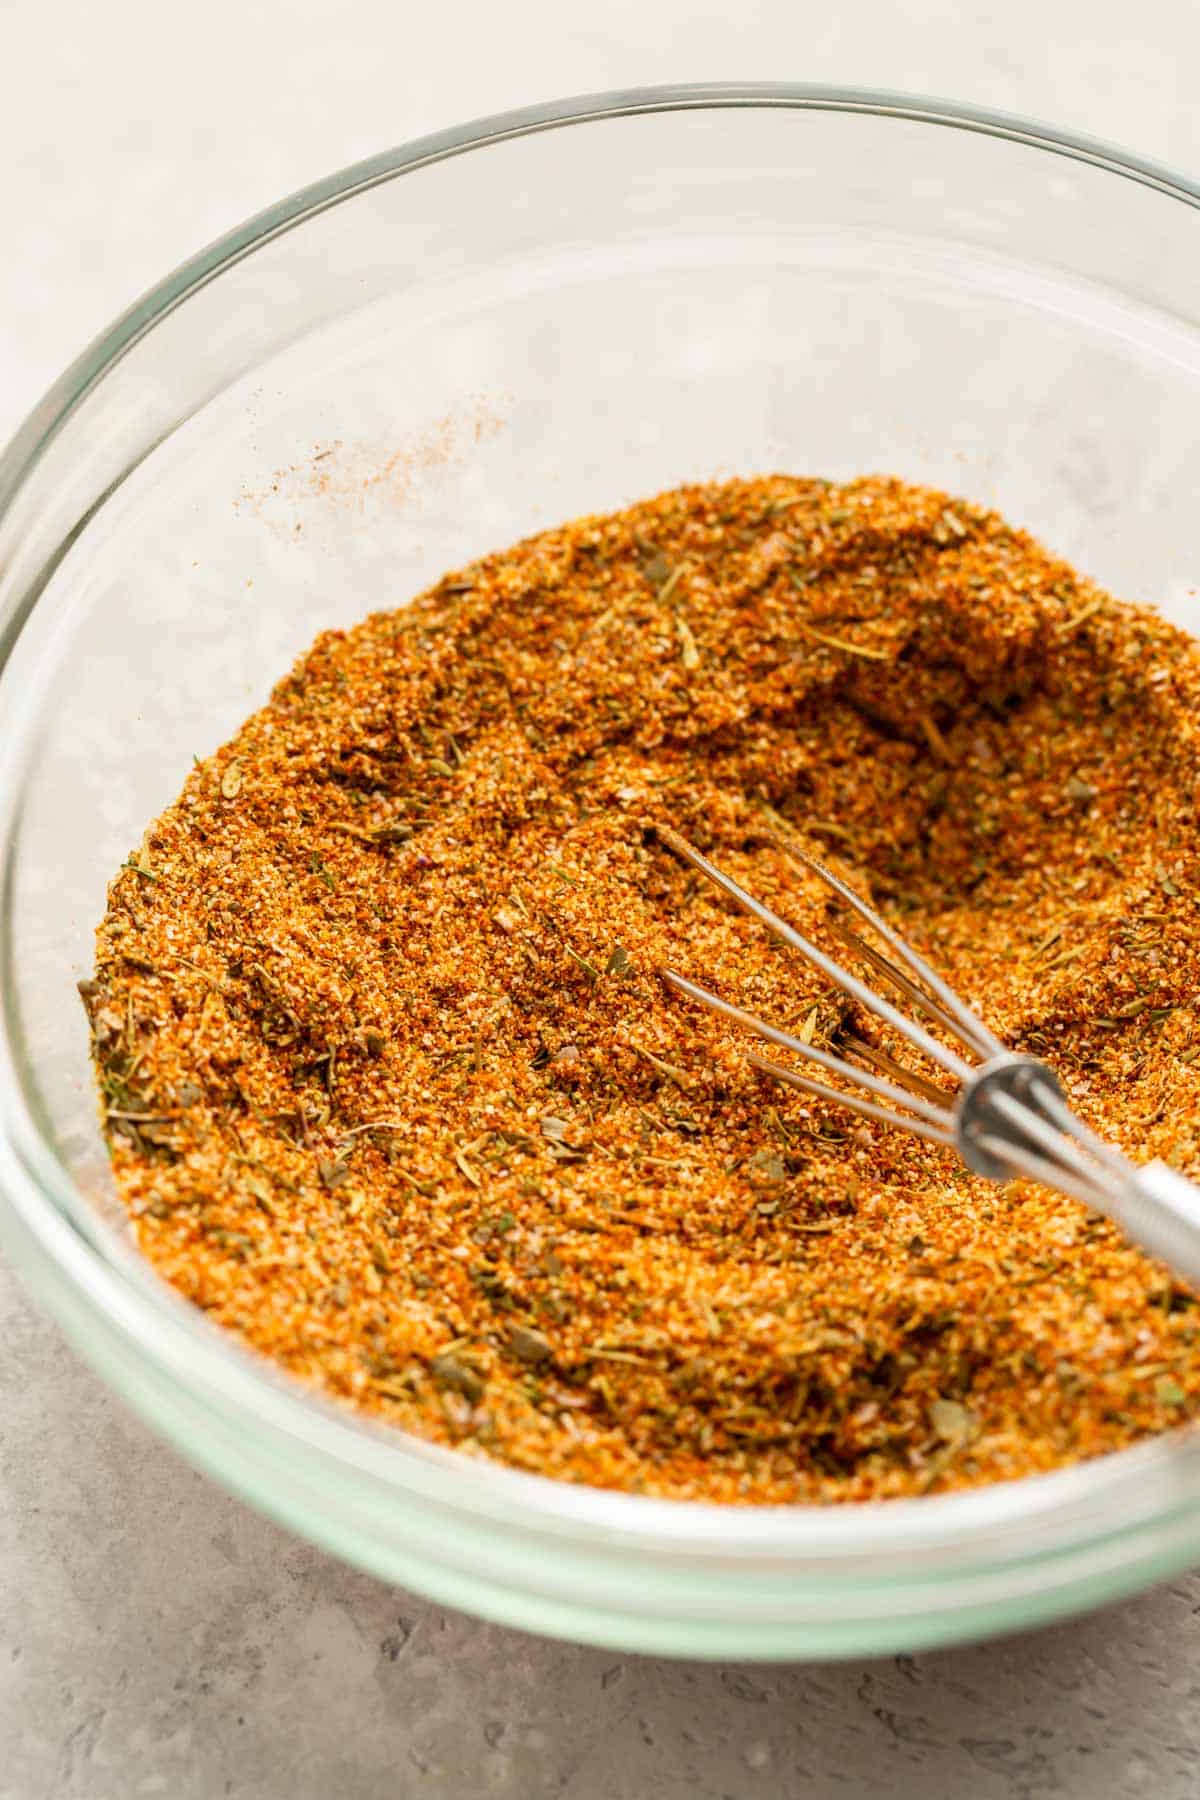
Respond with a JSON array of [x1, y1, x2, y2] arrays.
[[84, 474, 1200, 1502]]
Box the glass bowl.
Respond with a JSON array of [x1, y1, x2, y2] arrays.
[[5, 84, 1200, 1661]]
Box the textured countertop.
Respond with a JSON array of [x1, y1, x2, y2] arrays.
[[5, 4, 1200, 1794]]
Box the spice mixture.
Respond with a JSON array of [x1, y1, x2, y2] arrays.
[[85, 474, 1200, 1503]]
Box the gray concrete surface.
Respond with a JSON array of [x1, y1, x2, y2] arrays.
[[8, 1272, 1200, 1799], [7, 2, 1200, 1794]]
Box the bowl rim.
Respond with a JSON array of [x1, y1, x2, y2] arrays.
[[5, 79, 1200, 1566], [4, 79, 1200, 536]]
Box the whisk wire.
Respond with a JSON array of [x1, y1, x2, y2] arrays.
[[834, 927, 984, 1063], [661, 969, 953, 1131], [972, 1132, 1127, 1213], [771, 836, 1006, 1062], [746, 1050, 956, 1147], [656, 826, 973, 1083], [840, 1034, 952, 1108], [986, 1089, 1131, 1209], [1016, 1078, 1134, 1180]]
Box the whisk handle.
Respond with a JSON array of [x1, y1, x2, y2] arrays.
[[1117, 1161, 1200, 1289]]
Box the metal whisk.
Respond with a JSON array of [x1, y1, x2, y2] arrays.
[[659, 826, 1200, 1288]]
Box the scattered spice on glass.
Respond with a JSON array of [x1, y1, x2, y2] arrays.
[[84, 474, 1200, 1503]]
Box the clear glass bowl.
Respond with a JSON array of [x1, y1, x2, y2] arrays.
[[5, 84, 1200, 1660]]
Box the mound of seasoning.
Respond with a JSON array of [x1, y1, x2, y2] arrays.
[[85, 474, 1200, 1503]]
